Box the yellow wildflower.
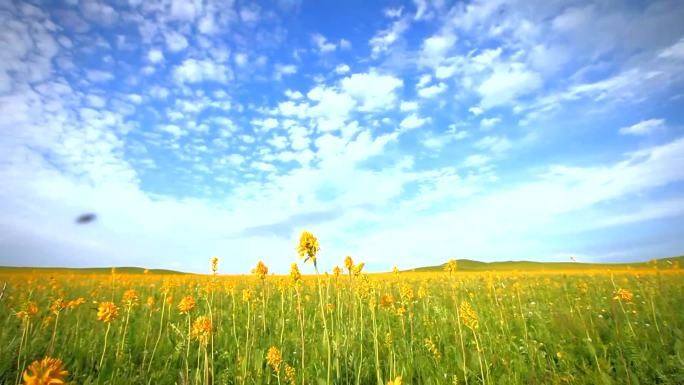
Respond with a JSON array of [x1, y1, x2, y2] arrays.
[[97, 301, 119, 323], [297, 230, 320, 264], [459, 301, 478, 330], [265, 346, 282, 374], [191, 316, 212, 345], [613, 288, 633, 302], [177, 295, 196, 314], [211, 256, 219, 275], [22, 356, 68, 385], [252, 261, 269, 280]]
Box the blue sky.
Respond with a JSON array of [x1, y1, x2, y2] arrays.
[[1, 0, 683, 274]]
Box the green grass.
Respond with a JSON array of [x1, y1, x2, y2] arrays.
[[410, 255, 684, 272], [0, 266, 185, 275], [1, 268, 683, 385]]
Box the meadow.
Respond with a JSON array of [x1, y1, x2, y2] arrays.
[[1, 235, 684, 385]]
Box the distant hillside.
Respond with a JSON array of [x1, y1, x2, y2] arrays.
[[0, 266, 185, 275], [408, 255, 684, 272]]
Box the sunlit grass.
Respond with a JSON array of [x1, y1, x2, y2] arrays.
[[1, 252, 683, 384]]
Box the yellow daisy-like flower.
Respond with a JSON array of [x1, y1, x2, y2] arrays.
[[96, 301, 119, 323], [177, 295, 196, 314], [297, 230, 319, 264], [252, 261, 269, 280], [265, 346, 283, 374], [122, 289, 138, 309], [613, 288, 633, 302], [386, 376, 403, 385], [22, 356, 68, 385], [191, 315, 212, 345], [332, 266, 342, 278]]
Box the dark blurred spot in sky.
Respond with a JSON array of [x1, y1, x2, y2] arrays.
[[76, 213, 97, 224]]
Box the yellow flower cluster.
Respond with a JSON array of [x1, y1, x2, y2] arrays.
[[265, 346, 282, 374], [459, 301, 478, 330], [97, 301, 119, 323], [400, 284, 414, 304], [252, 261, 269, 280], [344, 256, 354, 272], [22, 356, 68, 385], [297, 230, 320, 264], [211, 256, 219, 275], [122, 289, 138, 309], [191, 315, 212, 345], [424, 337, 441, 360], [613, 288, 633, 302], [16, 301, 39, 320], [177, 295, 196, 314], [284, 364, 296, 385], [444, 259, 457, 274], [386, 376, 403, 385], [289, 263, 302, 285]]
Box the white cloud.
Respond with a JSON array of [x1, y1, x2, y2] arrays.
[[81, 1, 118, 24], [339, 39, 352, 49], [341, 72, 403, 111], [165, 31, 189, 52], [234, 53, 248, 67], [312, 33, 336, 53], [463, 154, 490, 168], [149, 86, 169, 99], [417, 82, 447, 98], [475, 135, 512, 153], [169, 0, 199, 20], [384, 6, 403, 18], [159, 124, 183, 137], [275, 64, 297, 79], [147, 49, 164, 63], [335, 64, 350, 75], [173, 59, 230, 83], [86, 94, 106, 108], [307, 85, 356, 126], [369, 18, 410, 57], [416, 74, 432, 88], [400, 101, 418, 111], [400, 113, 430, 130], [477, 64, 542, 108], [619, 119, 666, 136], [658, 38, 684, 60], [480, 117, 501, 129], [285, 89, 303, 100], [469, 106, 484, 116], [278, 101, 309, 118], [86, 70, 114, 83], [420, 33, 456, 67], [251, 117, 279, 132]]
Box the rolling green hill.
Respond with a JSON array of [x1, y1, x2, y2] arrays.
[[408, 255, 684, 272], [0, 266, 185, 275]]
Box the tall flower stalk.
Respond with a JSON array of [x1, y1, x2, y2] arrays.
[[297, 230, 332, 385]]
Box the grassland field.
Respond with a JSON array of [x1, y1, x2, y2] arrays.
[[1, 255, 684, 385]]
